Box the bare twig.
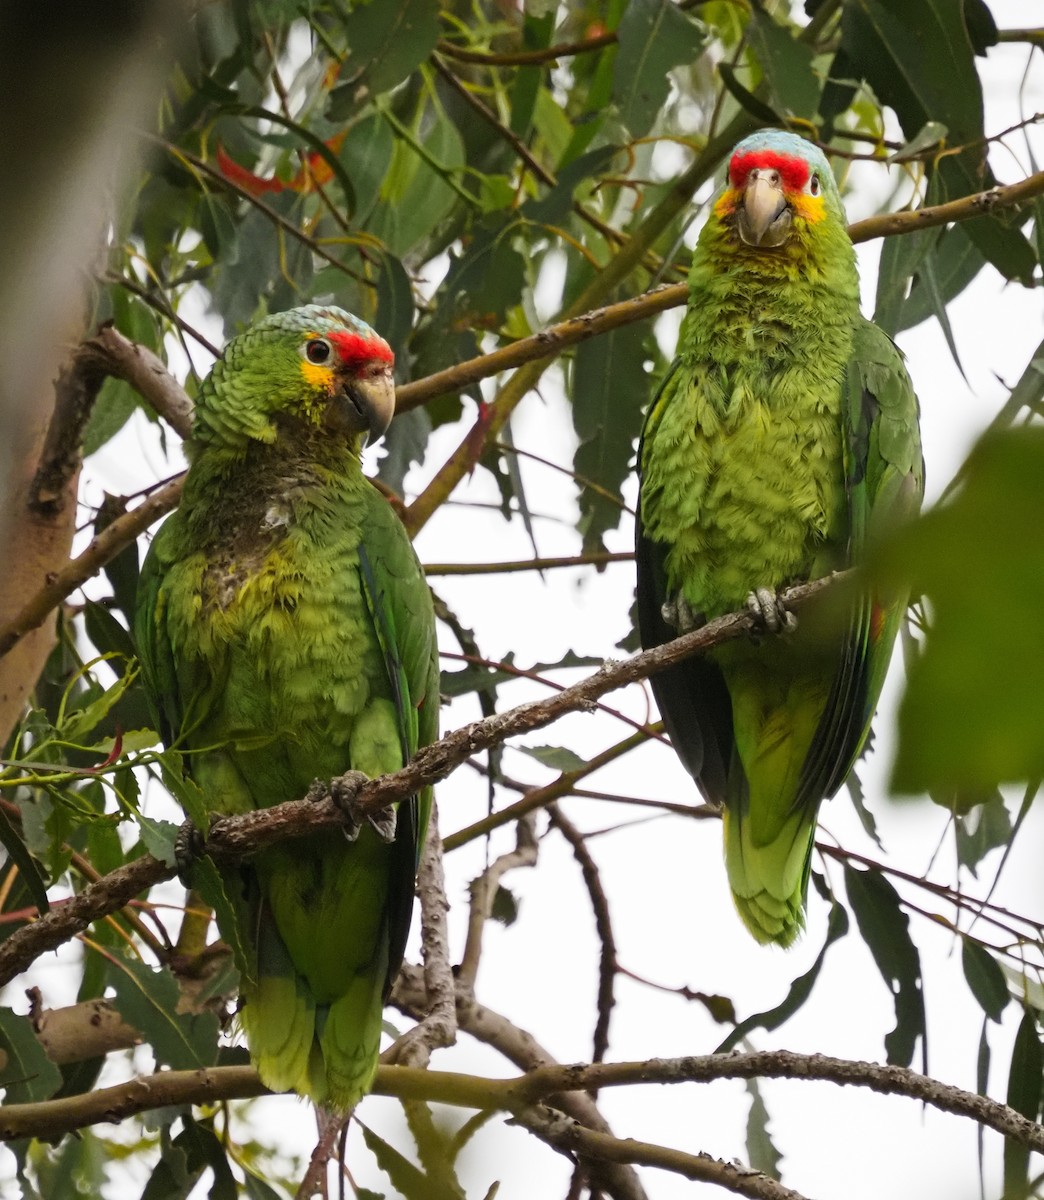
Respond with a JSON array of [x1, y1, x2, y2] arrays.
[[386, 805, 457, 1068], [458, 816, 538, 996], [546, 804, 616, 1070], [515, 1104, 810, 1200]]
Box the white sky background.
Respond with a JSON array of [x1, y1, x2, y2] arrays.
[[5, 3, 1044, 1198]]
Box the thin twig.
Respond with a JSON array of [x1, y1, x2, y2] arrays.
[[546, 804, 616, 1071]]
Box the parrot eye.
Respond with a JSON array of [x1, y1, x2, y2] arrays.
[[304, 338, 332, 365], [809, 174, 820, 196]]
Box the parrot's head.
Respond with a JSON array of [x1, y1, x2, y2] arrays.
[[193, 305, 396, 451], [712, 130, 844, 251]]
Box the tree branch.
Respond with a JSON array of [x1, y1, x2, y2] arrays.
[[514, 1104, 810, 1200], [0, 571, 846, 987], [4, 1049, 1041, 1163], [847, 166, 1044, 244]]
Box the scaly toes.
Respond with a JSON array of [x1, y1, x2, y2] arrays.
[[745, 587, 797, 636]]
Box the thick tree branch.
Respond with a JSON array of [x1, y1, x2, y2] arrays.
[[77, 324, 195, 439], [847, 166, 1044, 244], [4, 1049, 1042, 1162], [0, 476, 184, 659], [0, 571, 846, 987]]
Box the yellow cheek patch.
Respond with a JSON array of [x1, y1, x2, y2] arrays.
[[299, 359, 335, 391], [714, 188, 741, 218], [790, 193, 826, 224]]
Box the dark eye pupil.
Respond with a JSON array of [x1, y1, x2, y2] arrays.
[[306, 339, 330, 364], [811, 175, 819, 195]]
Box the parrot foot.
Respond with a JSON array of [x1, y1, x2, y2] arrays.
[[745, 587, 798, 636], [174, 819, 206, 883], [661, 594, 704, 634], [325, 770, 398, 844]]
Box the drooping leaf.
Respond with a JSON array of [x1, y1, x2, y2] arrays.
[[961, 939, 1008, 1023], [612, 0, 708, 137], [747, 9, 820, 119], [109, 955, 219, 1071], [744, 1077, 783, 1181], [0, 1007, 62, 1104], [881, 428, 1044, 793], [717, 892, 848, 1052], [843, 865, 926, 1068], [1004, 1009, 1043, 1197], [339, 0, 440, 99], [0, 804, 50, 915], [573, 316, 648, 553], [953, 791, 1012, 876], [378, 407, 433, 496], [517, 745, 588, 772]]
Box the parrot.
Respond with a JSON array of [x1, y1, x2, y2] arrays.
[[134, 304, 439, 1109], [636, 130, 923, 947]]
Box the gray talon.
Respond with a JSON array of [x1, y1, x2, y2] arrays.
[[662, 594, 704, 634], [326, 770, 393, 842], [746, 587, 797, 636]]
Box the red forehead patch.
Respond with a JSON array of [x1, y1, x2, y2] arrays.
[[328, 329, 394, 367], [729, 149, 811, 193]]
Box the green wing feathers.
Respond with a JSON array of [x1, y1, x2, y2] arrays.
[[636, 133, 922, 947], [134, 306, 438, 1111]]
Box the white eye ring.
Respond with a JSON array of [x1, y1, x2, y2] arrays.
[[303, 338, 332, 365], [809, 174, 820, 196]]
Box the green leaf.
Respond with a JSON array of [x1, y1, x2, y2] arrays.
[[369, 106, 466, 258], [717, 64, 782, 125], [953, 791, 1012, 876], [883, 428, 1044, 792], [517, 745, 588, 772], [375, 251, 414, 361], [0, 803, 49, 915], [717, 892, 848, 1052], [612, 0, 708, 137], [159, 752, 210, 829], [109, 955, 219, 1070], [360, 1121, 432, 1200], [744, 1077, 783, 1181], [573, 316, 648, 553], [84, 379, 142, 458], [894, 225, 986, 336], [340, 0, 440, 98], [522, 146, 618, 225], [335, 111, 394, 220], [839, 0, 983, 144], [243, 1173, 287, 1200], [843, 866, 925, 1067], [1004, 1009, 1043, 1196], [378, 407, 432, 497], [187, 855, 251, 985], [747, 9, 820, 119], [0, 1007, 62, 1103], [490, 884, 519, 927], [961, 939, 1009, 1023]]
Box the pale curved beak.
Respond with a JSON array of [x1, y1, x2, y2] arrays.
[[738, 172, 790, 248], [341, 369, 396, 445]]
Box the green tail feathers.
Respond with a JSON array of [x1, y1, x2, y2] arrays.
[[240, 900, 389, 1110], [723, 802, 815, 948]]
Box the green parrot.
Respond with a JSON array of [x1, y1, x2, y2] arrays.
[[636, 130, 923, 947], [134, 305, 439, 1109]]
